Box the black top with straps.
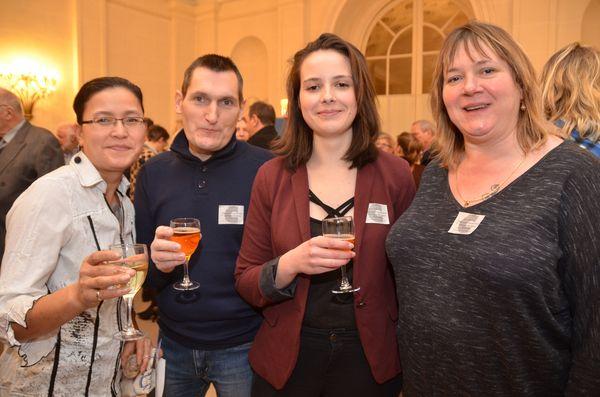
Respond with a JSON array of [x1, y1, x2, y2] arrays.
[[303, 190, 356, 330]]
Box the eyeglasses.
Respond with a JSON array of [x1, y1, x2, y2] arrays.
[[81, 116, 145, 129]]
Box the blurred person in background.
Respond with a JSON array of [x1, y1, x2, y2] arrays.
[[0, 87, 63, 264], [129, 123, 170, 201], [236, 116, 250, 141], [540, 42, 600, 157], [56, 122, 80, 164], [246, 101, 278, 150], [396, 132, 424, 187], [409, 119, 436, 165], [375, 132, 395, 153]]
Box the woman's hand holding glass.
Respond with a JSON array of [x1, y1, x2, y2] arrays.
[[276, 235, 355, 289], [74, 250, 134, 310]]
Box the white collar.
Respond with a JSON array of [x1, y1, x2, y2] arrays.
[[69, 152, 130, 195]]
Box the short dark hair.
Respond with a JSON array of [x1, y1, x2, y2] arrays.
[[181, 54, 244, 104], [249, 101, 276, 126], [147, 124, 169, 142], [275, 33, 379, 170], [73, 76, 144, 124]]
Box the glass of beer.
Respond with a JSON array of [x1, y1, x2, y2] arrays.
[[110, 243, 148, 341], [170, 218, 201, 291], [322, 216, 360, 294]]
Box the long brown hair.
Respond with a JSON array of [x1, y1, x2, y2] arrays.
[[430, 21, 554, 167], [275, 33, 379, 170]]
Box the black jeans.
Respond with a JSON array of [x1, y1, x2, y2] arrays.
[[252, 326, 402, 397]]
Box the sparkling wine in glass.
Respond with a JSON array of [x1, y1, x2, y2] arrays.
[[170, 218, 201, 291], [110, 243, 148, 341], [322, 216, 360, 294]]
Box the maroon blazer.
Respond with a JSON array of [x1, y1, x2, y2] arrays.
[[235, 152, 415, 389]]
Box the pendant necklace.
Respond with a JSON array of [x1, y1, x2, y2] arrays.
[[455, 155, 526, 207]]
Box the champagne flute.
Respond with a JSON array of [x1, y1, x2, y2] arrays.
[[170, 218, 201, 291], [110, 243, 148, 341], [322, 216, 360, 294]]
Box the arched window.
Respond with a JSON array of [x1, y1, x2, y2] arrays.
[[365, 0, 472, 96]]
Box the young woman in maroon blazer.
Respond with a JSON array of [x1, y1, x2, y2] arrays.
[[235, 33, 415, 396]]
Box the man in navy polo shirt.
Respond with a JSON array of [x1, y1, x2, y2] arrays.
[[134, 54, 272, 397]]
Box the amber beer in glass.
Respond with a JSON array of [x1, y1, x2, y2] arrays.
[[170, 218, 201, 290], [322, 216, 360, 294]]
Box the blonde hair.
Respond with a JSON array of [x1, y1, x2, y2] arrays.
[[540, 42, 600, 143], [430, 21, 554, 167]]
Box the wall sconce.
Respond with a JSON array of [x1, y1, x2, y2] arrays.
[[0, 59, 58, 121]]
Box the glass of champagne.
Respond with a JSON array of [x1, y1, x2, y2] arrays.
[[110, 243, 148, 341], [322, 216, 360, 294], [170, 218, 201, 291]]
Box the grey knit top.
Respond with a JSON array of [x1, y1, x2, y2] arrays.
[[386, 141, 599, 396]]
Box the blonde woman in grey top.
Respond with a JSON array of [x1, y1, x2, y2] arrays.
[[386, 22, 599, 396]]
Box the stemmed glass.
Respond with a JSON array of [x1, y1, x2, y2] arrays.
[[322, 216, 360, 294], [110, 243, 148, 341], [170, 218, 201, 291]]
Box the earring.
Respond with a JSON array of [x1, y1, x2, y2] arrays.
[[520, 102, 526, 111]]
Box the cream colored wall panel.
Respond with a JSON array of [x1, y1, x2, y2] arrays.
[[79, 0, 107, 83], [554, 0, 590, 48], [469, 0, 512, 26], [378, 95, 420, 135], [512, 0, 590, 71], [170, 9, 197, 131], [307, 0, 344, 39], [218, 0, 278, 19], [217, 8, 279, 109], [276, 1, 306, 113], [105, 2, 172, 129], [231, 37, 269, 103], [512, 0, 556, 71], [171, 18, 197, 85], [581, 0, 600, 48], [195, 0, 218, 55], [0, 0, 77, 131]]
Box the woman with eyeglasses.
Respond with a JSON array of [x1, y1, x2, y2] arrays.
[[0, 76, 153, 395]]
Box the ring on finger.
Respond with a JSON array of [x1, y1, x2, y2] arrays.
[[96, 289, 102, 302]]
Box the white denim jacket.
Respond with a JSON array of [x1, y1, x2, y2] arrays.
[[0, 152, 135, 396]]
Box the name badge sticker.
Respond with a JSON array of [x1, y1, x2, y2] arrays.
[[218, 205, 244, 225], [448, 211, 485, 235], [366, 203, 390, 224]]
